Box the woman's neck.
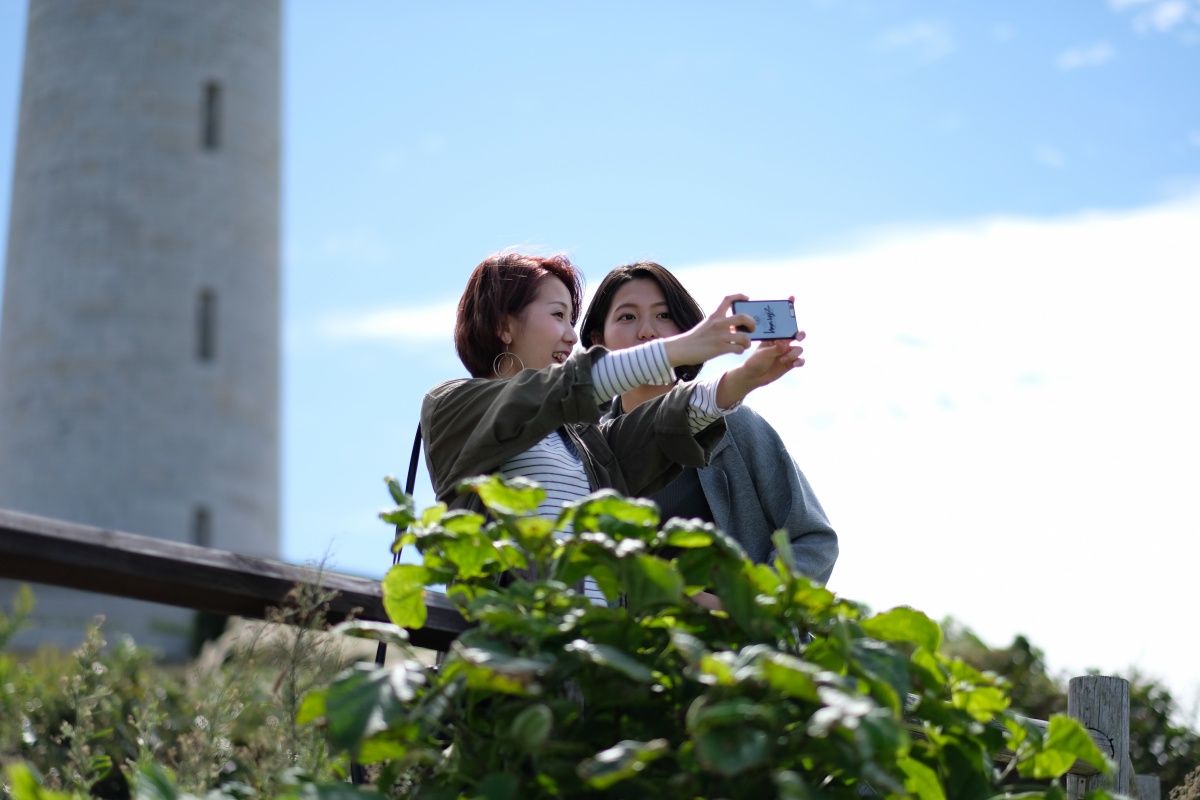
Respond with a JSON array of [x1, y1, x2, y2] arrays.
[[622, 382, 672, 412]]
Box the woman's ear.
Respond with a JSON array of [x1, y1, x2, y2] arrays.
[[499, 317, 514, 346], [589, 331, 603, 347]]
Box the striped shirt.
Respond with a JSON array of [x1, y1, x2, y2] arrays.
[[500, 341, 736, 604]]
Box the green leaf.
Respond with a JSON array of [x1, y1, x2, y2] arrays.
[[564, 639, 655, 683], [910, 646, 950, 691], [295, 689, 326, 724], [851, 638, 909, 715], [452, 640, 554, 696], [382, 563, 430, 629], [330, 619, 410, 647], [135, 765, 185, 800], [859, 707, 910, 760], [379, 509, 415, 527], [514, 515, 555, 543], [5, 764, 75, 800], [465, 474, 546, 515], [696, 652, 738, 686], [1023, 715, 1112, 779], [663, 525, 715, 549], [761, 653, 820, 702], [441, 510, 485, 535], [952, 683, 1010, 722], [323, 662, 425, 758], [773, 770, 816, 800], [687, 698, 773, 731], [899, 757, 947, 800], [617, 553, 684, 612], [711, 563, 763, 633], [861, 606, 943, 653], [570, 490, 660, 540], [385, 476, 413, 507], [419, 503, 447, 525], [936, 740, 995, 800], [284, 782, 387, 800], [477, 772, 519, 800], [588, 562, 621, 601], [748, 562, 783, 595], [694, 726, 771, 777], [441, 535, 500, 579], [380, 481, 417, 528], [789, 581, 838, 616], [808, 685, 875, 737], [510, 703, 554, 752], [771, 529, 797, 574], [577, 739, 670, 790], [669, 629, 707, 663]]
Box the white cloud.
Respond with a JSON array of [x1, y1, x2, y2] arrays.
[[664, 194, 1200, 706], [1034, 144, 1068, 169], [875, 21, 956, 63], [319, 299, 458, 345], [1149, 0, 1190, 29], [1056, 41, 1116, 69], [1109, 0, 1199, 33]]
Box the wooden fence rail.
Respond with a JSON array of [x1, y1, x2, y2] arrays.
[[0, 507, 1158, 793], [0, 507, 467, 651]]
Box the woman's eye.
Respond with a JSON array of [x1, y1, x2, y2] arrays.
[[658, 312, 673, 320], [617, 313, 634, 322], [553, 311, 565, 319]]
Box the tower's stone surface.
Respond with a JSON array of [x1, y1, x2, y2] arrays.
[[0, 0, 281, 657]]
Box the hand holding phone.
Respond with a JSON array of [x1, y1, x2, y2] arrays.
[[731, 299, 798, 340]]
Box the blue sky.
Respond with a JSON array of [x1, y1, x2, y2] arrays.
[[1, 1, 1198, 708]]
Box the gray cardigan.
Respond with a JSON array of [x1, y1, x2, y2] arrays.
[[695, 405, 837, 583]]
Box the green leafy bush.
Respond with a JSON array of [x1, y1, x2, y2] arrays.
[[1, 580, 354, 799], [304, 475, 1114, 800], [942, 623, 1200, 794]]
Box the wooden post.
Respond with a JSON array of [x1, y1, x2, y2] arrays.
[[1133, 775, 1161, 800], [1067, 675, 1130, 799]]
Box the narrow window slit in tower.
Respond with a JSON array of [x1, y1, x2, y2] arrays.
[[202, 81, 221, 150], [192, 506, 212, 548], [197, 288, 216, 361]]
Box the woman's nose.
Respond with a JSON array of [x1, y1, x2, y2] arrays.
[[637, 320, 655, 340], [564, 327, 578, 344]]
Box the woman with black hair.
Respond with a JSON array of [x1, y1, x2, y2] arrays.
[[579, 261, 838, 584]]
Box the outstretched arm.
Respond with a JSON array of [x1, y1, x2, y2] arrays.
[[714, 334, 806, 409]]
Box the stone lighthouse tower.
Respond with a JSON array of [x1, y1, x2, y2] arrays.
[[0, 0, 280, 657]]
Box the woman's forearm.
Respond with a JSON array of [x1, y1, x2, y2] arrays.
[[591, 341, 674, 402]]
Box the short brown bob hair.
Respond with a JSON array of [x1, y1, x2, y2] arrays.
[[579, 261, 706, 382], [454, 252, 584, 378]]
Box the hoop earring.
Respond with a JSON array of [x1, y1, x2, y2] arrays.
[[493, 348, 524, 378]]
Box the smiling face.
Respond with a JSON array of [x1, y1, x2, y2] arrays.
[[501, 276, 578, 372], [593, 278, 682, 351]]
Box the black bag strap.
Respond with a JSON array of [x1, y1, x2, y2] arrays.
[[353, 423, 423, 787], [373, 422, 422, 666]]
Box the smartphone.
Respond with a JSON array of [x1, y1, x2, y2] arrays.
[[731, 299, 798, 340]]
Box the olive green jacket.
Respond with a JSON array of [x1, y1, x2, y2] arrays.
[[420, 347, 726, 513]]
